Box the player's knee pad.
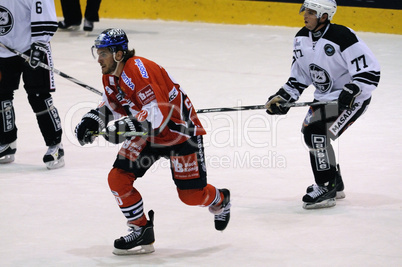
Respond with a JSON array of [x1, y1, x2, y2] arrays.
[[108, 167, 136, 193], [28, 93, 62, 145], [27, 93, 53, 113], [177, 184, 216, 206], [303, 123, 328, 150], [108, 167, 141, 204]]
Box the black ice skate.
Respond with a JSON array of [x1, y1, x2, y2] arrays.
[[83, 19, 94, 32], [0, 141, 16, 164], [306, 164, 345, 199], [302, 180, 336, 209], [43, 143, 65, 170], [113, 210, 155, 255], [57, 20, 80, 31], [209, 189, 231, 231]]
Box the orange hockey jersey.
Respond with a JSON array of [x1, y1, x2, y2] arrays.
[[99, 56, 206, 145]]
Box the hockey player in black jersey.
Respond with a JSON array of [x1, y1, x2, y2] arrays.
[[0, 0, 64, 169], [265, 0, 380, 209]]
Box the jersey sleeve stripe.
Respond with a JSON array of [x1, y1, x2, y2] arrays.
[[31, 21, 58, 37], [353, 71, 381, 86], [286, 77, 308, 94]]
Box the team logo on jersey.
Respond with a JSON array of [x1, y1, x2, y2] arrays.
[[0, 6, 14, 36], [309, 64, 332, 93], [324, 44, 335, 56], [136, 109, 148, 122]]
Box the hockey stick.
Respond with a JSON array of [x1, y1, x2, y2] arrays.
[[196, 105, 265, 113], [94, 105, 174, 137], [0, 42, 103, 96], [195, 100, 337, 113], [282, 100, 337, 108]]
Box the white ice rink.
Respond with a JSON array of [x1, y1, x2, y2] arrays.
[[1, 18, 401, 266]]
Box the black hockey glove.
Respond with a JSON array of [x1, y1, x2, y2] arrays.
[[265, 88, 295, 115], [29, 42, 47, 69], [338, 83, 361, 111], [104, 117, 143, 144], [75, 109, 106, 146]]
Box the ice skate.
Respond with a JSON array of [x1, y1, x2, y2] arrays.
[[113, 210, 155, 255], [209, 189, 231, 231], [0, 141, 16, 164], [303, 181, 336, 209], [83, 19, 94, 32], [306, 165, 345, 199], [57, 21, 80, 31], [43, 143, 65, 170]]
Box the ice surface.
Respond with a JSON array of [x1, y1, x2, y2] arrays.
[[1, 19, 401, 266]]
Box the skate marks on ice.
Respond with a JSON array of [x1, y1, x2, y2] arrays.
[[67, 244, 230, 265]]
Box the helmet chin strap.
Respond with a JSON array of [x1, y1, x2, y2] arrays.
[[311, 17, 329, 33], [111, 52, 124, 76]]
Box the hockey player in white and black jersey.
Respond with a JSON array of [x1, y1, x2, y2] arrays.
[[0, 0, 64, 169], [265, 0, 380, 209]]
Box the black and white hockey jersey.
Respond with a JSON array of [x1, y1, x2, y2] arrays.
[[0, 0, 58, 58], [283, 23, 380, 103]]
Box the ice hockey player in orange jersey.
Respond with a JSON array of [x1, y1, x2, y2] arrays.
[[75, 28, 231, 255]]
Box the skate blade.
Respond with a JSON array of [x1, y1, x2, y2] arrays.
[[59, 25, 80, 31], [113, 244, 155, 256], [336, 191, 346, 199], [0, 154, 15, 164], [45, 157, 65, 170], [303, 198, 336, 210]]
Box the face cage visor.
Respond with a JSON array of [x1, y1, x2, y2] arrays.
[[299, 4, 320, 19]]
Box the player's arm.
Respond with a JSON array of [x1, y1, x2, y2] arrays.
[[28, 0, 58, 69], [338, 34, 381, 110]]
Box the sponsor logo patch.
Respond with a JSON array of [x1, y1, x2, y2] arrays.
[[105, 86, 113, 95], [303, 107, 314, 127], [329, 102, 360, 136], [134, 58, 149, 78], [121, 71, 135, 90], [312, 135, 330, 171], [1, 100, 14, 132], [171, 153, 200, 180], [137, 85, 156, 105], [109, 76, 115, 86], [169, 87, 178, 102]]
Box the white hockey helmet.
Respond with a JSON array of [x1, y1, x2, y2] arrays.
[[300, 0, 337, 21]]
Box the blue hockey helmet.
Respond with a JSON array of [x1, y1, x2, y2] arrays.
[[93, 28, 129, 53]]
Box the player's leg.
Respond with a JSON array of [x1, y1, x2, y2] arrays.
[[108, 168, 155, 255], [83, 0, 102, 31], [22, 52, 64, 169], [171, 135, 231, 231], [301, 100, 371, 209], [109, 138, 157, 255], [0, 56, 23, 163], [58, 0, 82, 29], [301, 106, 338, 209], [0, 92, 17, 163]]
